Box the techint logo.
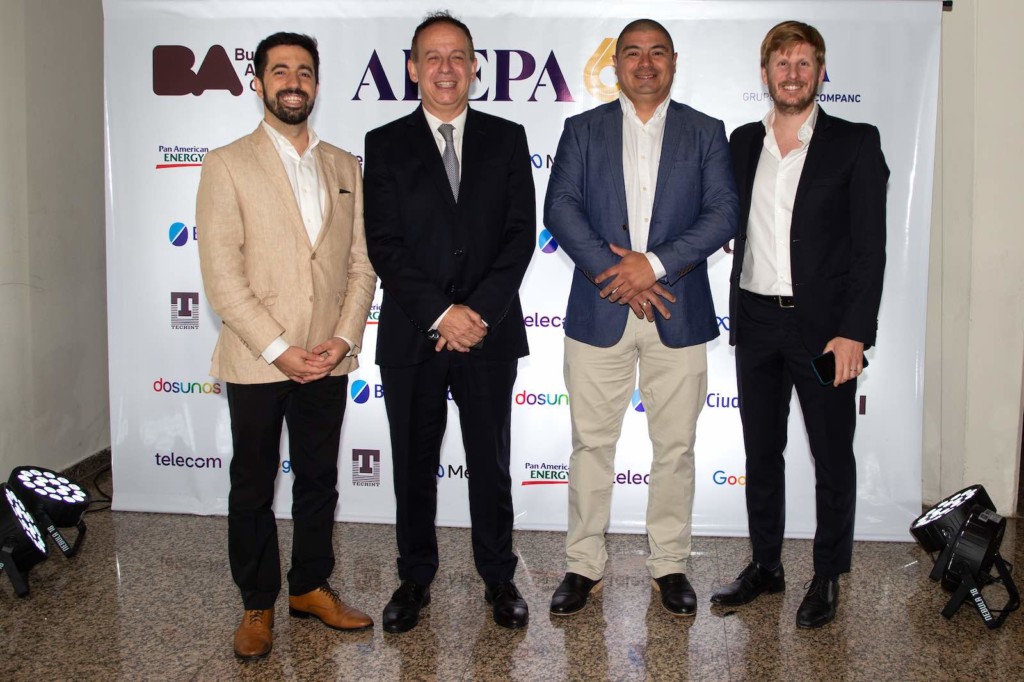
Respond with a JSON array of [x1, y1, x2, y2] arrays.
[[154, 452, 223, 469], [631, 389, 645, 413], [521, 462, 569, 486], [352, 449, 381, 487], [152, 377, 221, 395], [712, 470, 746, 486], [583, 38, 619, 102], [156, 146, 208, 170], [152, 45, 244, 96], [615, 469, 649, 485], [538, 229, 559, 254], [367, 303, 381, 325], [523, 312, 563, 329], [705, 392, 739, 409], [171, 291, 199, 330], [514, 390, 568, 407], [353, 48, 574, 102]]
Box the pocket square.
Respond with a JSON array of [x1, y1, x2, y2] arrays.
[[338, 188, 351, 194]]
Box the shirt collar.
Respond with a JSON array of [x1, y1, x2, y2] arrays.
[[261, 120, 320, 158], [422, 106, 469, 137], [618, 91, 671, 126], [762, 103, 819, 145]]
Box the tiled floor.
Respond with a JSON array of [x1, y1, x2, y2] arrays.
[[3, 466, 1023, 681]]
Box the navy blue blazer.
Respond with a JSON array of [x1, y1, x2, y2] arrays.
[[544, 100, 739, 348]]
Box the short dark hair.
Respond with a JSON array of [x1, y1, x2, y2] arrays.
[[616, 18, 675, 55], [760, 21, 826, 70], [410, 10, 474, 61], [254, 32, 320, 83]]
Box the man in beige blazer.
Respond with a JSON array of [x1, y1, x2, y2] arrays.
[[197, 32, 376, 660]]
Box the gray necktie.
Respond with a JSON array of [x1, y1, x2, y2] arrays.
[[438, 123, 460, 201]]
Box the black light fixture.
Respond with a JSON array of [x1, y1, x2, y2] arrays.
[[7, 467, 90, 557], [0, 483, 49, 597], [911, 486, 1019, 630]]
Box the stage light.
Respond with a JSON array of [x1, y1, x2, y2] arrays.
[[0, 484, 49, 597], [928, 504, 1020, 629], [7, 467, 90, 557], [909, 484, 995, 553]]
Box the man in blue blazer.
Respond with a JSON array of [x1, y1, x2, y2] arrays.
[[544, 18, 738, 617]]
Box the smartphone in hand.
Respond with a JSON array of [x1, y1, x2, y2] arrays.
[[811, 351, 868, 386]]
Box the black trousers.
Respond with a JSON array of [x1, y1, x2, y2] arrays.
[[225, 375, 347, 609], [381, 352, 518, 586], [735, 291, 857, 577]]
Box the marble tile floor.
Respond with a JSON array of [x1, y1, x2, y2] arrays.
[[3, 467, 1024, 681]]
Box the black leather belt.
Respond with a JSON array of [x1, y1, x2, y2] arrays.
[[743, 290, 795, 308]]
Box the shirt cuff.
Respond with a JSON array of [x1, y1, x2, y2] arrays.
[[335, 336, 356, 357], [431, 304, 454, 332], [645, 252, 667, 280], [261, 336, 289, 364]]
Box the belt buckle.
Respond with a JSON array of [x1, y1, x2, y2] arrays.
[[778, 296, 794, 309]]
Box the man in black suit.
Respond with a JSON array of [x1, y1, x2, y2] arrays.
[[363, 11, 535, 632], [710, 21, 887, 629]]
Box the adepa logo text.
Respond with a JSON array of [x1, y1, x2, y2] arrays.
[[168, 222, 198, 246], [538, 229, 559, 254], [350, 379, 384, 404]]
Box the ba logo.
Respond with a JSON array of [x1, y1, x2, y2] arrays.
[[538, 229, 559, 254], [583, 38, 619, 102], [350, 380, 371, 404], [631, 389, 645, 413], [152, 45, 243, 96]]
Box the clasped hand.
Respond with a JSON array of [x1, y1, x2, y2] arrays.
[[595, 244, 675, 321], [274, 338, 350, 383], [435, 304, 487, 353]]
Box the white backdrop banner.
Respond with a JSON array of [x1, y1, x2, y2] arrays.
[[105, 0, 939, 541]]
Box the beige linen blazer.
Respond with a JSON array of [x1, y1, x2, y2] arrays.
[[197, 124, 376, 384]]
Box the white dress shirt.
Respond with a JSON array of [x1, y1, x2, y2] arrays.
[[619, 92, 668, 280], [740, 104, 819, 296]]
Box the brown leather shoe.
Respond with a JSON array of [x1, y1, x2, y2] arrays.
[[289, 583, 373, 631], [233, 609, 273, 660]]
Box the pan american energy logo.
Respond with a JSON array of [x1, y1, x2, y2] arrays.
[[156, 145, 209, 170], [352, 449, 381, 487], [522, 461, 569, 486]]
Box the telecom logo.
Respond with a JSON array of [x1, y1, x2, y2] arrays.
[[154, 452, 222, 469], [514, 389, 568, 407], [523, 312, 563, 329], [538, 229, 559, 254], [631, 389, 645, 413], [615, 469, 649, 486], [713, 470, 746, 486], [583, 38, 619, 102], [171, 291, 199, 330], [352, 449, 381, 487], [169, 222, 190, 246], [521, 461, 569, 486], [156, 146, 208, 170], [152, 377, 222, 395], [351, 380, 371, 404]]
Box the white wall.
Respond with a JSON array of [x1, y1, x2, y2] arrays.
[[0, 0, 108, 476]]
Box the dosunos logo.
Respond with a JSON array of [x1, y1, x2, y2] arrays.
[[522, 461, 569, 486], [514, 389, 568, 407], [152, 377, 221, 395], [631, 389, 645, 413], [583, 38, 619, 102], [538, 229, 559, 254]]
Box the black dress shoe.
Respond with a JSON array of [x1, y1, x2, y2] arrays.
[[796, 575, 839, 629], [549, 572, 603, 615], [652, 573, 697, 616], [710, 561, 785, 606], [485, 581, 529, 629], [382, 581, 430, 633]]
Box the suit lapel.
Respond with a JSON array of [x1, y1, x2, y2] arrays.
[[250, 124, 311, 248], [741, 125, 766, 237], [651, 103, 683, 222], [600, 104, 628, 224], [793, 108, 832, 225], [312, 145, 339, 252], [459, 108, 484, 212], [408, 107, 457, 208]]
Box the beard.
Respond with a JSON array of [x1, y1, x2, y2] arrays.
[[768, 79, 817, 115], [263, 88, 315, 125]]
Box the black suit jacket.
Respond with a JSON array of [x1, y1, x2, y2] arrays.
[[728, 108, 888, 352], [364, 106, 535, 367]]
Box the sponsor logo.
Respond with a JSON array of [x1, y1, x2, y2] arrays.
[[521, 461, 569, 486], [615, 469, 649, 485], [367, 303, 381, 325], [717, 315, 730, 331], [631, 389, 645, 413], [712, 470, 746, 486], [706, 392, 739, 409], [529, 153, 555, 170], [156, 146, 209, 170], [153, 452, 223, 469], [514, 390, 568, 407], [350, 380, 385, 404], [742, 68, 862, 104], [152, 377, 221, 394], [171, 291, 199, 330], [168, 222, 192, 246], [538, 229, 559, 254], [352, 449, 381, 487], [353, 48, 574, 102], [523, 312, 563, 329], [583, 38, 619, 102], [436, 464, 469, 479], [152, 44, 249, 96]]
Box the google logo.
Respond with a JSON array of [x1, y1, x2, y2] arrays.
[[712, 470, 746, 486]]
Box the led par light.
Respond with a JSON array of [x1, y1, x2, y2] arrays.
[[7, 467, 90, 557], [0, 484, 49, 597], [909, 484, 996, 553], [929, 505, 1020, 630]]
